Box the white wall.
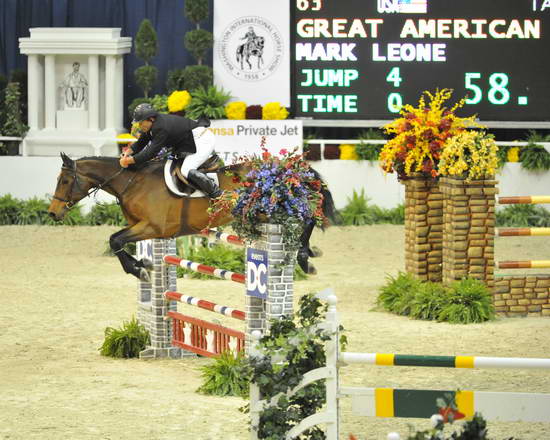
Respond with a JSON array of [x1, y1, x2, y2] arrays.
[[0, 157, 549, 212], [0, 157, 115, 212]]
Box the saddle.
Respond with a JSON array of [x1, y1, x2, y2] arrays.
[[164, 154, 222, 197]]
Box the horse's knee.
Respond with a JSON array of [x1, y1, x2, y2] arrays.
[[109, 234, 124, 252]]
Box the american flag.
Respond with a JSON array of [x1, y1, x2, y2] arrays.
[[398, 0, 428, 13]]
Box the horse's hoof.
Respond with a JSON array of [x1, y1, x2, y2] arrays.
[[141, 258, 153, 270], [309, 246, 323, 258], [139, 268, 151, 283], [307, 264, 318, 275]]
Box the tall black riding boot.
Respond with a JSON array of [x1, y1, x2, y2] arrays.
[[187, 169, 223, 198]]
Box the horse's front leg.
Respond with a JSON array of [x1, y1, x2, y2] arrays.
[[109, 224, 155, 281], [297, 221, 317, 275]]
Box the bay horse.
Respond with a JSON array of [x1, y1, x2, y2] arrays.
[[48, 153, 336, 281]]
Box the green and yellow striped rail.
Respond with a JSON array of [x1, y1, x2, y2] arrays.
[[341, 387, 550, 422], [340, 352, 550, 369]]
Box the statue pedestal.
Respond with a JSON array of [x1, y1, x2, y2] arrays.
[[56, 109, 88, 130]]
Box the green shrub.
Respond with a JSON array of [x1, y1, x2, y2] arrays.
[[186, 85, 231, 119], [135, 65, 158, 99], [340, 190, 374, 225], [355, 129, 384, 161], [16, 197, 51, 225], [184, 0, 210, 23], [496, 144, 511, 169], [177, 243, 245, 279], [167, 65, 214, 94], [339, 191, 405, 225], [0, 194, 22, 224], [149, 94, 168, 113], [437, 278, 495, 324], [197, 350, 249, 397], [410, 281, 449, 321], [520, 130, 550, 172], [99, 317, 150, 358], [184, 29, 214, 63], [496, 204, 550, 227], [87, 202, 127, 226], [377, 272, 421, 315]]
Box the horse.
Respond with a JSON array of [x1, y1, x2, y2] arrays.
[[47, 153, 337, 281], [236, 36, 264, 70]]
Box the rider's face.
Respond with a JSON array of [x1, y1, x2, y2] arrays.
[[139, 119, 153, 132]]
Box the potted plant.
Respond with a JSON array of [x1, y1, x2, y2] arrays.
[[1, 82, 28, 156]]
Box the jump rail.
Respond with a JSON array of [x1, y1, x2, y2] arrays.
[[163, 255, 246, 284], [164, 291, 245, 321]]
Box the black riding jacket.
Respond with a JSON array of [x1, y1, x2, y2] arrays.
[[131, 114, 201, 165]]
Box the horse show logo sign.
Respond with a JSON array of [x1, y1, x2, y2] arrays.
[[218, 16, 284, 82]]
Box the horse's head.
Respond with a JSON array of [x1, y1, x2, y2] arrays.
[[255, 36, 264, 50], [48, 153, 95, 221]]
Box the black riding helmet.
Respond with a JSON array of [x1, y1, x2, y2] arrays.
[[132, 103, 158, 124]]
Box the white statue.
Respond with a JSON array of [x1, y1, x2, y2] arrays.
[[61, 62, 88, 109]]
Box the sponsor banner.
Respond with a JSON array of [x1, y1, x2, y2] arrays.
[[246, 248, 268, 300], [377, 0, 428, 13], [213, 0, 290, 106], [209, 119, 302, 164]]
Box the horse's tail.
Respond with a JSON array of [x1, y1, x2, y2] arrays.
[[310, 167, 339, 227]]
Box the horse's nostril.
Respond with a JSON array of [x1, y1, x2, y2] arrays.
[[48, 212, 56, 219]]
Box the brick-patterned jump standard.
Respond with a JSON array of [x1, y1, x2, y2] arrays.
[[137, 224, 296, 359]]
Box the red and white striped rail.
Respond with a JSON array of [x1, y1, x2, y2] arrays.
[[164, 291, 245, 321], [200, 229, 245, 247], [163, 255, 245, 284]]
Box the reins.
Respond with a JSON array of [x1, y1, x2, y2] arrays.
[[53, 162, 130, 208]]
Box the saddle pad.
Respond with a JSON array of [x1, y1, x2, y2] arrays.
[[163, 159, 219, 197]]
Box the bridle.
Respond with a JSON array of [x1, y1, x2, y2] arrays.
[[52, 162, 126, 209]]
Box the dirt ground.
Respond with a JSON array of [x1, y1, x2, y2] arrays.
[[1, 225, 550, 440]]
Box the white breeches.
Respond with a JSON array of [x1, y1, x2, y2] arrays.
[[180, 127, 216, 178]]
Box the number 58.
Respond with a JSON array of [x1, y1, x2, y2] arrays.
[[465, 72, 510, 105]]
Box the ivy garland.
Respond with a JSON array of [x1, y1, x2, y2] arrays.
[[243, 294, 346, 440]]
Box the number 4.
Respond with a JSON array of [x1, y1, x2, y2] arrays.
[[386, 67, 402, 87]]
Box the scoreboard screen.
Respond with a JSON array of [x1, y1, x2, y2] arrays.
[[292, 0, 550, 123]]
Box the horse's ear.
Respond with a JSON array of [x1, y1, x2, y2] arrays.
[[60, 152, 74, 169]]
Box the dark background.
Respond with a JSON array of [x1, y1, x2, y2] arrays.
[[293, 1, 549, 124], [0, 0, 213, 129]]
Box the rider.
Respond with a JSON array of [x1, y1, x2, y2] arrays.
[[241, 26, 258, 44], [119, 103, 222, 199]]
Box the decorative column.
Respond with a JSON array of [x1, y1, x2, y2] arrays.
[[246, 223, 295, 348], [403, 175, 444, 281], [139, 238, 181, 359], [104, 55, 116, 131], [440, 176, 497, 288], [87, 55, 99, 130], [44, 54, 56, 129], [26, 54, 42, 130]]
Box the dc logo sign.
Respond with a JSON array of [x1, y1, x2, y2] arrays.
[[246, 248, 268, 299]]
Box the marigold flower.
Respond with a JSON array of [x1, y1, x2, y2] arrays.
[[167, 90, 191, 113]]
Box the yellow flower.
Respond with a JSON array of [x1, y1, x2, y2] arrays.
[[225, 101, 247, 120], [262, 102, 289, 120], [507, 147, 520, 162], [339, 144, 358, 160], [438, 131, 498, 181], [167, 90, 191, 113]]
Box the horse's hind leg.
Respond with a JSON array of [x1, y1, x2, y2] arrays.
[[109, 225, 154, 281], [297, 221, 317, 275]]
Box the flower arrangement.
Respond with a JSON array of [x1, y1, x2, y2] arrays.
[[339, 144, 358, 160], [245, 105, 263, 120], [207, 140, 328, 249], [167, 90, 191, 113], [379, 89, 478, 180], [225, 101, 246, 120], [438, 130, 498, 180], [507, 147, 520, 162], [262, 102, 289, 120]]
